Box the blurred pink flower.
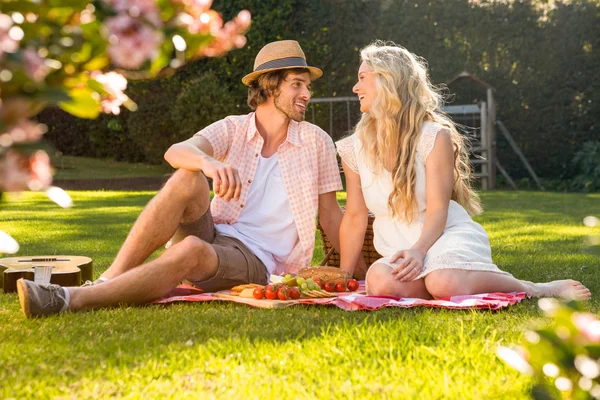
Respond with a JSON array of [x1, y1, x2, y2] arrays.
[[22, 49, 51, 82], [0, 150, 53, 192], [195, 9, 250, 57], [91, 71, 128, 115], [0, 119, 47, 148], [573, 312, 600, 343], [0, 13, 20, 60], [104, 15, 163, 70], [28, 150, 53, 191], [0, 97, 33, 127], [1, 150, 30, 192], [172, 0, 213, 16], [184, 9, 222, 35], [103, 0, 162, 27]]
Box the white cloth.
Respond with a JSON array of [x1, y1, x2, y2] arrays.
[[336, 121, 511, 279], [216, 154, 298, 275]]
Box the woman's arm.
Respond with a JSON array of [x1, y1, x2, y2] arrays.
[[339, 160, 370, 277], [391, 128, 454, 281]]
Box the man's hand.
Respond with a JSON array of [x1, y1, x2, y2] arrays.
[[390, 248, 426, 282], [201, 159, 241, 202]]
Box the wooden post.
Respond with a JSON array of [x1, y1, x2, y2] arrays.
[[346, 101, 351, 132], [487, 88, 497, 189], [496, 120, 545, 190], [479, 101, 489, 190], [495, 160, 518, 190], [329, 102, 333, 137]]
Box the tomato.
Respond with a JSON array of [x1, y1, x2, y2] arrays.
[[277, 287, 290, 300], [289, 287, 301, 300], [313, 278, 324, 289], [335, 281, 347, 292], [347, 279, 359, 292], [265, 285, 278, 300], [253, 287, 265, 300], [323, 281, 337, 292]]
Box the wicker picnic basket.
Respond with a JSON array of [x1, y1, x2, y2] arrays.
[[317, 208, 382, 269]]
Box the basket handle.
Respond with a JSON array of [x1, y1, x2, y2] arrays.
[[319, 247, 337, 266]]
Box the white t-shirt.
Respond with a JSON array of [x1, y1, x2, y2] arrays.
[[215, 154, 298, 275]]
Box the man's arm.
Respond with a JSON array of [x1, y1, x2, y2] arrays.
[[318, 190, 368, 279], [164, 135, 215, 171], [164, 135, 241, 202]]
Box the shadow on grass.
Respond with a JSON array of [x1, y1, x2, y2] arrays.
[[1, 190, 598, 397], [0, 295, 540, 398]]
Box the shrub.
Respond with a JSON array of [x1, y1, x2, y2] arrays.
[[172, 73, 240, 139], [126, 80, 181, 164], [570, 142, 600, 192]]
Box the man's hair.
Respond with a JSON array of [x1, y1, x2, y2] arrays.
[[247, 68, 309, 110]]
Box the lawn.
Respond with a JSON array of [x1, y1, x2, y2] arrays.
[[51, 155, 172, 180], [0, 190, 599, 399]]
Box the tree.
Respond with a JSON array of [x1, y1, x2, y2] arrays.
[[0, 0, 251, 253]]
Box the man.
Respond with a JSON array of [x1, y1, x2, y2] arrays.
[[17, 40, 359, 317]]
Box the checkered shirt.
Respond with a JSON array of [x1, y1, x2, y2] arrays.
[[195, 113, 343, 273]]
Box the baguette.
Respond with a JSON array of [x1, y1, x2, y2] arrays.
[[298, 266, 349, 283]]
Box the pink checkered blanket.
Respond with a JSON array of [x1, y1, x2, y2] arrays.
[[154, 284, 526, 311]]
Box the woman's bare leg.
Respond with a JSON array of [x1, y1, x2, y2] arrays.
[[424, 269, 591, 300], [366, 263, 433, 299]]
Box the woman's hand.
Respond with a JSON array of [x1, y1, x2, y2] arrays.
[[390, 248, 426, 282]]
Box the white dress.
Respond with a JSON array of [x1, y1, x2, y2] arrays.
[[336, 121, 511, 279]]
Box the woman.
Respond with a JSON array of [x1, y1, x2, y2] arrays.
[[336, 41, 591, 300]]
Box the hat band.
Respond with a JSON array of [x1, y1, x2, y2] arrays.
[[255, 57, 308, 72]]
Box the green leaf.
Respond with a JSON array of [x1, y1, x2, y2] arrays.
[[59, 87, 100, 119], [149, 39, 174, 77], [530, 384, 554, 400], [37, 88, 72, 104], [87, 79, 107, 95], [84, 55, 110, 72]]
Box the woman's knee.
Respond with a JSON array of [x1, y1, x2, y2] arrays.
[[366, 264, 400, 296], [424, 270, 463, 299]]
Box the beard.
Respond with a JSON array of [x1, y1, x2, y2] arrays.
[[274, 94, 306, 122]]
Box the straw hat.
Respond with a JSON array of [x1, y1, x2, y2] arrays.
[[242, 40, 323, 86]]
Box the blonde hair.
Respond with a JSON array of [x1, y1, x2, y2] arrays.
[[354, 41, 481, 222]]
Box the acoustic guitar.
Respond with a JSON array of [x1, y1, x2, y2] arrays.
[[0, 256, 93, 293]]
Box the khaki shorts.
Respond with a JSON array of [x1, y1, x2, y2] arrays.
[[170, 209, 268, 292]]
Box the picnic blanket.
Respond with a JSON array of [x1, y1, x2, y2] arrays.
[[153, 283, 526, 311]]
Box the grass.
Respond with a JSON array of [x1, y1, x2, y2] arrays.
[[0, 190, 599, 399], [51, 155, 172, 180]]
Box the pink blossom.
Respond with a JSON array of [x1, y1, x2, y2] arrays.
[[0, 97, 33, 127], [22, 49, 51, 82], [184, 9, 222, 35], [172, 0, 213, 16], [573, 313, 600, 343], [91, 71, 129, 115], [0, 13, 20, 60], [0, 119, 46, 147], [103, 0, 162, 27], [104, 15, 163, 70], [0, 150, 31, 192], [195, 10, 250, 57], [0, 149, 53, 192], [28, 150, 53, 191]]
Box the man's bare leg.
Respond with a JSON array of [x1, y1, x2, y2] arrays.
[[68, 236, 218, 311], [101, 169, 211, 279]]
